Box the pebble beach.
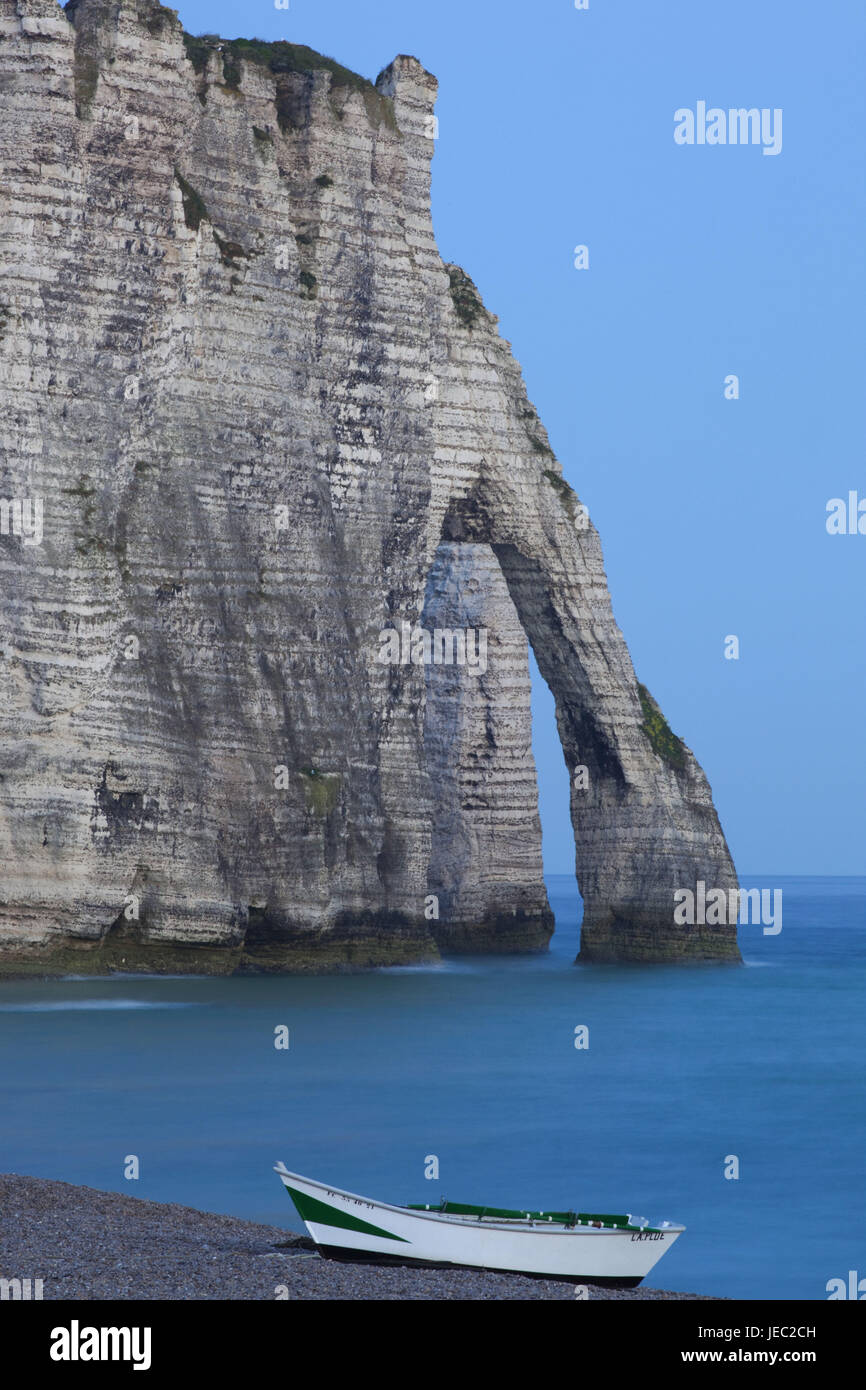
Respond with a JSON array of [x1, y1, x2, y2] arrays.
[[0, 1174, 717, 1301]]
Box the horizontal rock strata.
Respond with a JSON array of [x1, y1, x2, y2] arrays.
[[0, 0, 739, 971], [423, 542, 553, 953]]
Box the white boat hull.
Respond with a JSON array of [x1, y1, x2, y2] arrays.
[[274, 1165, 683, 1284]]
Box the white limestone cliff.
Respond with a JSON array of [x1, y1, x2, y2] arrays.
[[0, 3, 739, 971]]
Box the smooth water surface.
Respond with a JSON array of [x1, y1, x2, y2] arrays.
[[1, 876, 863, 1300]]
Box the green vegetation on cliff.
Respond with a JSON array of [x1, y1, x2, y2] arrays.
[[448, 265, 485, 328], [637, 684, 687, 771], [300, 767, 339, 816], [543, 469, 583, 523], [181, 33, 397, 130]]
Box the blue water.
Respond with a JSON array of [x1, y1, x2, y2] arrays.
[[1, 875, 863, 1301]]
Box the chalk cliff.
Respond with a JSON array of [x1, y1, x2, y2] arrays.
[[0, 0, 739, 971]]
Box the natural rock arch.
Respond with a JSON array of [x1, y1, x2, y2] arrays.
[[0, 4, 739, 972]]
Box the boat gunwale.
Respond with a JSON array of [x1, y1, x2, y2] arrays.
[[273, 1164, 684, 1236]]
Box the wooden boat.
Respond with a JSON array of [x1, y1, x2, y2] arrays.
[[274, 1163, 684, 1285]]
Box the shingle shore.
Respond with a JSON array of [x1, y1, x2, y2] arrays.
[[0, 1175, 718, 1301]]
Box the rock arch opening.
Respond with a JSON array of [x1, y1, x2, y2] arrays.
[[421, 540, 553, 953]]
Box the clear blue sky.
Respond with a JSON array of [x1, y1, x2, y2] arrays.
[[173, 0, 865, 874]]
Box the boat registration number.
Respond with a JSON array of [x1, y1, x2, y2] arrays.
[[327, 1190, 375, 1210]]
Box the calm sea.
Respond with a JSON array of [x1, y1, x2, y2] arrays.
[[1, 875, 863, 1301]]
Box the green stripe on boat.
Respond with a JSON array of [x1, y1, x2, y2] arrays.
[[286, 1186, 409, 1242]]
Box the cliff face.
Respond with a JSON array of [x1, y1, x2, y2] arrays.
[[423, 542, 553, 953], [0, 0, 739, 972]]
